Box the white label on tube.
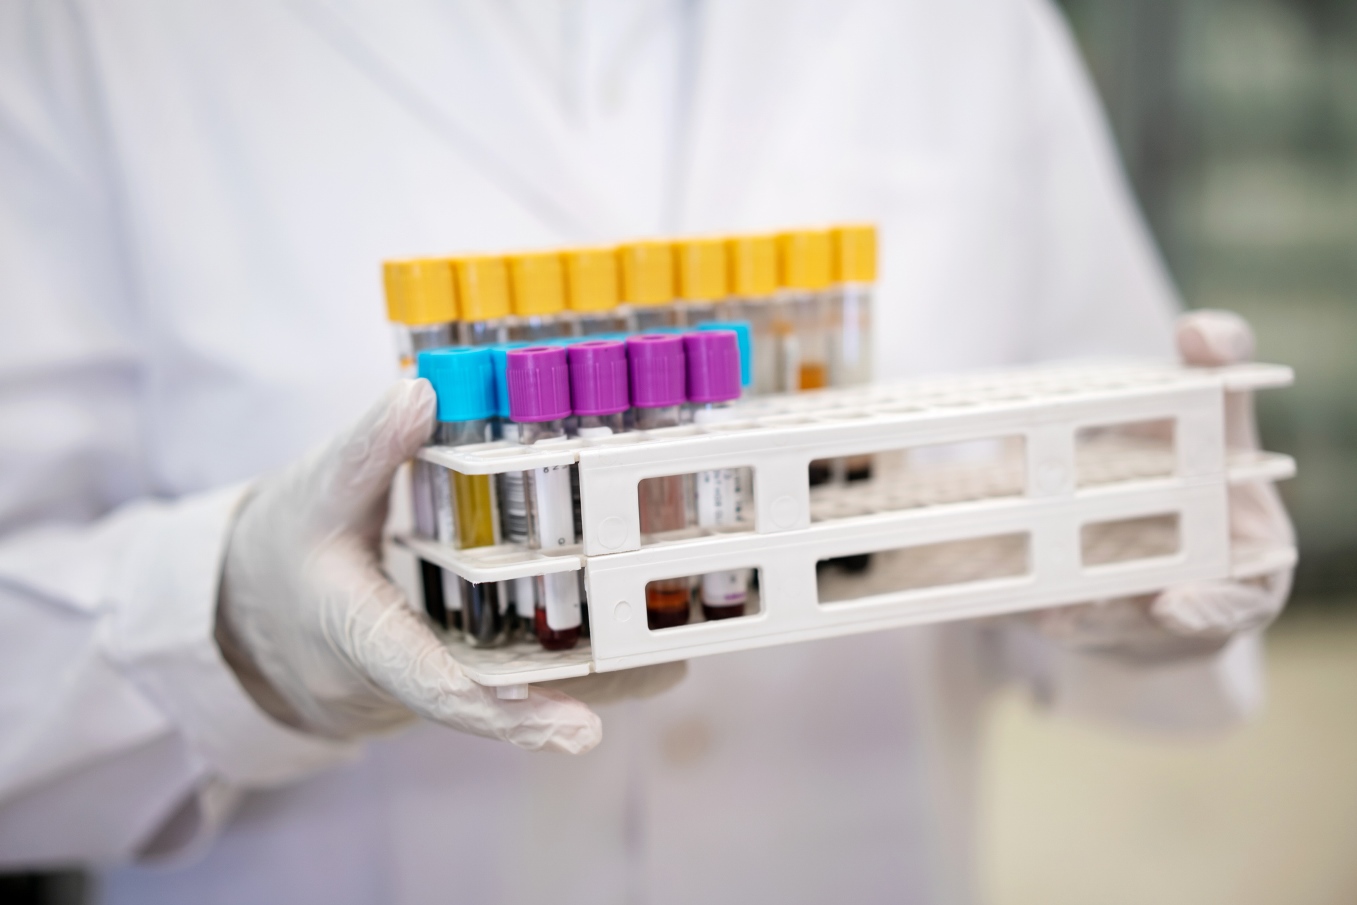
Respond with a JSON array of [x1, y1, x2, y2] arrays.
[[541, 571, 581, 631], [412, 461, 436, 538], [701, 569, 750, 607], [432, 466, 455, 543], [499, 471, 528, 543], [533, 465, 576, 548], [696, 468, 744, 528], [514, 576, 536, 618]]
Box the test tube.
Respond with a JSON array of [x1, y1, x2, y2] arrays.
[[454, 255, 511, 347], [697, 320, 754, 396], [383, 258, 458, 376], [507, 251, 572, 342], [618, 240, 678, 332], [684, 331, 754, 620], [725, 234, 781, 395], [506, 346, 582, 651], [828, 224, 876, 389], [627, 333, 693, 629], [675, 236, 729, 327], [419, 348, 507, 646], [488, 342, 535, 637], [568, 340, 630, 438], [563, 247, 629, 336], [776, 229, 833, 392]]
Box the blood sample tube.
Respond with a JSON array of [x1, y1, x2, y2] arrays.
[[697, 320, 754, 395], [776, 228, 833, 393], [563, 247, 630, 336], [508, 251, 572, 342], [568, 340, 630, 438], [506, 346, 582, 651], [618, 240, 678, 332], [627, 333, 693, 629], [675, 236, 729, 327], [420, 348, 507, 645], [725, 233, 780, 395], [383, 258, 457, 376], [683, 331, 754, 620], [454, 255, 511, 347], [829, 223, 876, 389]]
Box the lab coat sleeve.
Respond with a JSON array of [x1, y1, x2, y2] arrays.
[[1001, 0, 1262, 731], [0, 3, 353, 867]]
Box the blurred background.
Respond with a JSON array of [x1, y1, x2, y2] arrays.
[[981, 1, 1357, 903], [3, 1, 1354, 903]]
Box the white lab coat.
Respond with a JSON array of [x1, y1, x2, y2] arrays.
[[0, 1, 1263, 902]]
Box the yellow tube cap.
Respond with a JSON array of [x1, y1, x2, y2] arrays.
[[383, 258, 456, 326], [563, 247, 620, 313], [726, 234, 777, 297], [675, 237, 728, 302], [831, 223, 878, 283], [455, 255, 511, 322], [508, 251, 566, 317], [777, 229, 832, 291], [617, 240, 675, 307]]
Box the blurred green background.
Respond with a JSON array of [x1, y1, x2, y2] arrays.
[[1058, 0, 1357, 602]]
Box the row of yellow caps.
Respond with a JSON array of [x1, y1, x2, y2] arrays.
[[383, 225, 877, 327]]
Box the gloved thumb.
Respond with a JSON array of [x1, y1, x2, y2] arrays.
[[1151, 579, 1282, 639], [310, 379, 436, 532], [1176, 309, 1255, 367]]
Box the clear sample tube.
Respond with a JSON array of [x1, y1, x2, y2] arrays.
[[618, 240, 678, 332], [506, 346, 582, 651], [725, 234, 781, 395], [829, 223, 876, 389], [776, 229, 833, 393], [383, 257, 458, 376], [419, 348, 506, 646], [675, 236, 729, 327], [563, 247, 629, 336], [684, 331, 754, 620], [507, 251, 571, 342], [626, 333, 693, 629], [454, 255, 511, 347]]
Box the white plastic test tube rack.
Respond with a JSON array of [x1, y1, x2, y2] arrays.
[[396, 361, 1296, 695]]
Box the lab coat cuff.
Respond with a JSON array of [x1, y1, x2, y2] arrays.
[[104, 483, 358, 787]]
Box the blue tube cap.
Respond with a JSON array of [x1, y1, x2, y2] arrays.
[[698, 320, 752, 387], [417, 347, 496, 423], [488, 342, 532, 419]]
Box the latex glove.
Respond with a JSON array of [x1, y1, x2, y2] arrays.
[[1034, 310, 1295, 654], [217, 379, 606, 751]]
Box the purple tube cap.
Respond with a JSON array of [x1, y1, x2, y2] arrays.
[[627, 333, 686, 409], [507, 346, 571, 422], [569, 340, 630, 416], [683, 330, 742, 403]]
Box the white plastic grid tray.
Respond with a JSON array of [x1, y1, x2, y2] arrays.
[[394, 361, 1295, 689]]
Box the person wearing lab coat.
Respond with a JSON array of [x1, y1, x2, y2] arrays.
[[0, 1, 1293, 903]]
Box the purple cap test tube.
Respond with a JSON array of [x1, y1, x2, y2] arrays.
[[507, 345, 571, 424], [683, 330, 742, 404], [568, 341, 630, 415], [626, 333, 686, 412]]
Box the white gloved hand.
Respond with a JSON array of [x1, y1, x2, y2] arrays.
[[1034, 310, 1295, 654], [216, 379, 605, 752]]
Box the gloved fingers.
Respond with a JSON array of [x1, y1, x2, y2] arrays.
[[1151, 578, 1285, 639], [542, 660, 688, 707], [1176, 309, 1255, 367], [311, 379, 436, 532], [332, 574, 602, 754]]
